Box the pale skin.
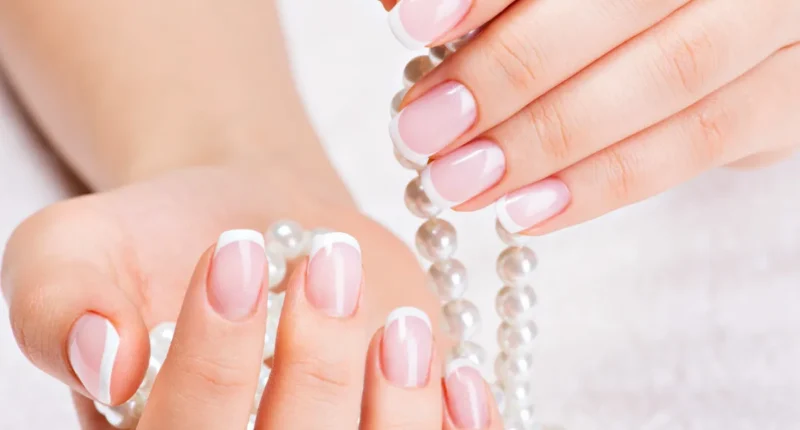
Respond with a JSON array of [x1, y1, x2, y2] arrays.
[[0, 0, 503, 428]]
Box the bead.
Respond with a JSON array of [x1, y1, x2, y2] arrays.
[[405, 177, 441, 218], [149, 322, 175, 349], [403, 55, 434, 88], [427, 259, 468, 302], [497, 320, 538, 352], [447, 341, 486, 366], [491, 382, 506, 415], [495, 351, 535, 383], [266, 243, 287, 290], [137, 355, 163, 396], [504, 404, 537, 429], [442, 299, 481, 340], [495, 220, 532, 246], [263, 312, 279, 359], [267, 292, 285, 315], [445, 28, 481, 52], [496, 285, 537, 323], [497, 246, 538, 286], [395, 145, 427, 171], [391, 88, 407, 118], [94, 392, 145, 429], [253, 364, 271, 414], [429, 46, 449, 66], [415, 218, 457, 262], [267, 220, 306, 258], [505, 378, 535, 408]]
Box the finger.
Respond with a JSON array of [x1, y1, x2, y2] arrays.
[[387, 0, 510, 50], [138, 229, 269, 430], [258, 232, 368, 430], [509, 42, 800, 235], [360, 307, 441, 429], [442, 360, 502, 430], [726, 148, 797, 169], [73, 392, 116, 430], [398, 0, 689, 162], [1, 202, 149, 406]]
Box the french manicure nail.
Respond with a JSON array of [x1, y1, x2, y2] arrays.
[[381, 307, 433, 388], [445, 359, 490, 429], [390, 81, 476, 166], [496, 178, 571, 233], [388, 0, 473, 49], [306, 232, 362, 318], [208, 229, 267, 321], [68, 313, 120, 404], [421, 140, 505, 209]]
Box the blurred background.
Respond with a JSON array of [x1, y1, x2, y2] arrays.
[[2, 1, 800, 429]]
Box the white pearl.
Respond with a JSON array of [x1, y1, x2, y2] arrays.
[[491, 382, 506, 415], [267, 220, 306, 258], [403, 55, 434, 88], [149, 322, 175, 349], [504, 404, 537, 429], [496, 285, 537, 323], [497, 246, 538, 286], [447, 341, 486, 366], [395, 146, 427, 171], [429, 46, 449, 66], [495, 220, 532, 246], [427, 259, 468, 302], [252, 364, 271, 414], [137, 355, 163, 396], [442, 299, 481, 340], [405, 177, 441, 218], [505, 378, 535, 407], [266, 243, 287, 290], [445, 28, 481, 52], [94, 392, 145, 429], [263, 312, 279, 359], [497, 320, 538, 352], [390, 88, 407, 118], [495, 351, 535, 383], [267, 292, 285, 315], [415, 218, 457, 262]]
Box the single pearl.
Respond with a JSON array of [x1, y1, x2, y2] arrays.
[[429, 46, 449, 66], [495, 220, 532, 246], [253, 364, 271, 414], [504, 404, 537, 429], [427, 259, 468, 302], [415, 218, 457, 262], [266, 243, 287, 291], [149, 322, 175, 349], [137, 355, 163, 396], [497, 320, 538, 352], [267, 220, 306, 258], [395, 146, 427, 171], [263, 312, 279, 359], [445, 28, 481, 52], [405, 177, 441, 218], [495, 351, 535, 383], [496, 285, 537, 323], [447, 340, 486, 366], [267, 292, 285, 315], [94, 392, 145, 429], [403, 55, 434, 88], [491, 382, 506, 415], [505, 378, 535, 408], [391, 88, 407, 118], [442, 299, 481, 340], [497, 246, 538, 286]]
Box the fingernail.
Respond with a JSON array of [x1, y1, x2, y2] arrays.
[[390, 81, 476, 166], [68, 313, 120, 404], [421, 140, 505, 209], [380, 307, 433, 388], [496, 178, 571, 233], [444, 359, 490, 429], [306, 232, 362, 318], [208, 229, 267, 321], [388, 0, 472, 49]]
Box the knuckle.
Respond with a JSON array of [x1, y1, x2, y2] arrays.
[[8, 283, 49, 364], [483, 25, 545, 93], [653, 25, 717, 97], [599, 149, 640, 204], [175, 352, 253, 394], [281, 354, 355, 399], [525, 101, 575, 163], [684, 100, 734, 165]]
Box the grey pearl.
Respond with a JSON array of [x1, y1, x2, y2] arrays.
[[403, 55, 434, 88]]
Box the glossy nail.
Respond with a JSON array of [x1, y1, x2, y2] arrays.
[[208, 229, 267, 321], [381, 307, 433, 387], [306, 232, 362, 318], [68, 313, 120, 404], [388, 0, 473, 49], [390, 81, 476, 166], [421, 140, 505, 209], [496, 178, 571, 233], [445, 359, 490, 428]]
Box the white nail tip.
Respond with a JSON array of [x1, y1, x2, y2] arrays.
[[385, 306, 432, 331], [388, 7, 427, 50], [309, 232, 361, 258], [495, 196, 526, 234], [419, 166, 456, 210], [215, 229, 266, 255], [98, 320, 120, 405], [389, 114, 430, 167], [445, 357, 481, 378]]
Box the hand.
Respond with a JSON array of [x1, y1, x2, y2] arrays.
[[1, 165, 443, 428], [85, 229, 501, 429], [387, 0, 800, 234]]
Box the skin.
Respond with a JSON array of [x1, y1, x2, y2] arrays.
[[0, 0, 500, 428]]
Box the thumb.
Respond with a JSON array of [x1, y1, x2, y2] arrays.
[[2, 204, 150, 406]]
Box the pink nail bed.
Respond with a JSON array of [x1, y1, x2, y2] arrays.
[[390, 81, 477, 166], [496, 178, 571, 234], [421, 140, 505, 209], [306, 232, 362, 318], [388, 0, 473, 49], [380, 307, 433, 388], [445, 359, 490, 428], [68, 313, 120, 404], [209, 230, 267, 321]]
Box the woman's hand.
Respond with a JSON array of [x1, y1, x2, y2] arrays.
[[388, 0, 800, 235]]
